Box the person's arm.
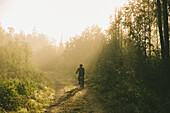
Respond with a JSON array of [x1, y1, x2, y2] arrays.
[[76, 68, 79, 74]]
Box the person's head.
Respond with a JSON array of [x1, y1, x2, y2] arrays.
[[80, 64, 83, 67]]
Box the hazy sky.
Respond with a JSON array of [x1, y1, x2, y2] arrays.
[[0, 0, 127, 44]]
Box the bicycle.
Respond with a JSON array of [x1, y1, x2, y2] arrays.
[[79, 76, 84, 89]]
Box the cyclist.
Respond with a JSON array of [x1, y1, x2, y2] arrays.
[[76, 64, 85, 88]]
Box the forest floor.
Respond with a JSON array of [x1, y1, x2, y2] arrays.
[[43, 71, 104, 113]]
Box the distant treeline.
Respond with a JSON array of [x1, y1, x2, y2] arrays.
[[0, 0, 169, 112]]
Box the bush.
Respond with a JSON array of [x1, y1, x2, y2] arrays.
[[88, 39, 170, 113], [0, 79, 27, 111], [0, 27, 54, 112]]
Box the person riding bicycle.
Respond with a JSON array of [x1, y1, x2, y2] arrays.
[[76, 64, 85, 88]]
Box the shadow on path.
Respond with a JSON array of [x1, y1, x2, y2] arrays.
[[48, 88, 81, 108]]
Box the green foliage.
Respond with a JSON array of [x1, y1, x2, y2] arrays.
[[89, 39, 170, 112], [0, 0, 169, 112], [0, 79, 33, 111], [87, 1, 170, 112], [0, 26, 54, 112]]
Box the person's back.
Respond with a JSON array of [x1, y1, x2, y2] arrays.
[[76, 64, 85, 88], [77, 67, 85, 76]]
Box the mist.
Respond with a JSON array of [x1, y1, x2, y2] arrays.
[[0, 0, 170, 112]]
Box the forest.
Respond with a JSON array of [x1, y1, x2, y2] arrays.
[[0, 0, 170, 112]]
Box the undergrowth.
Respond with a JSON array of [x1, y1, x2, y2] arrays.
[[0, 31, 54, 112]]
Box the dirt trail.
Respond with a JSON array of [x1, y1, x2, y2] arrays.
[[43, 71, 104, 113]]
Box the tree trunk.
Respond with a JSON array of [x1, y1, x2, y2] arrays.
[[148, 0, 152, 57], [121, 24, 123, 49], [163, 0, 170, 89], [156, 22, 159, 50], [144, 3, 147, 56], [157, 0, 165, 61], [163, 0, 169, 62]]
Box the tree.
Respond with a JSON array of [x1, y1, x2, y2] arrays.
[[157, 0, 165, 60], [157, 0, 170, 90], [163, 0, 170, 88]]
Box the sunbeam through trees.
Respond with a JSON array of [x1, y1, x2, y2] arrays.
[[0, 0, 170, 112]]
